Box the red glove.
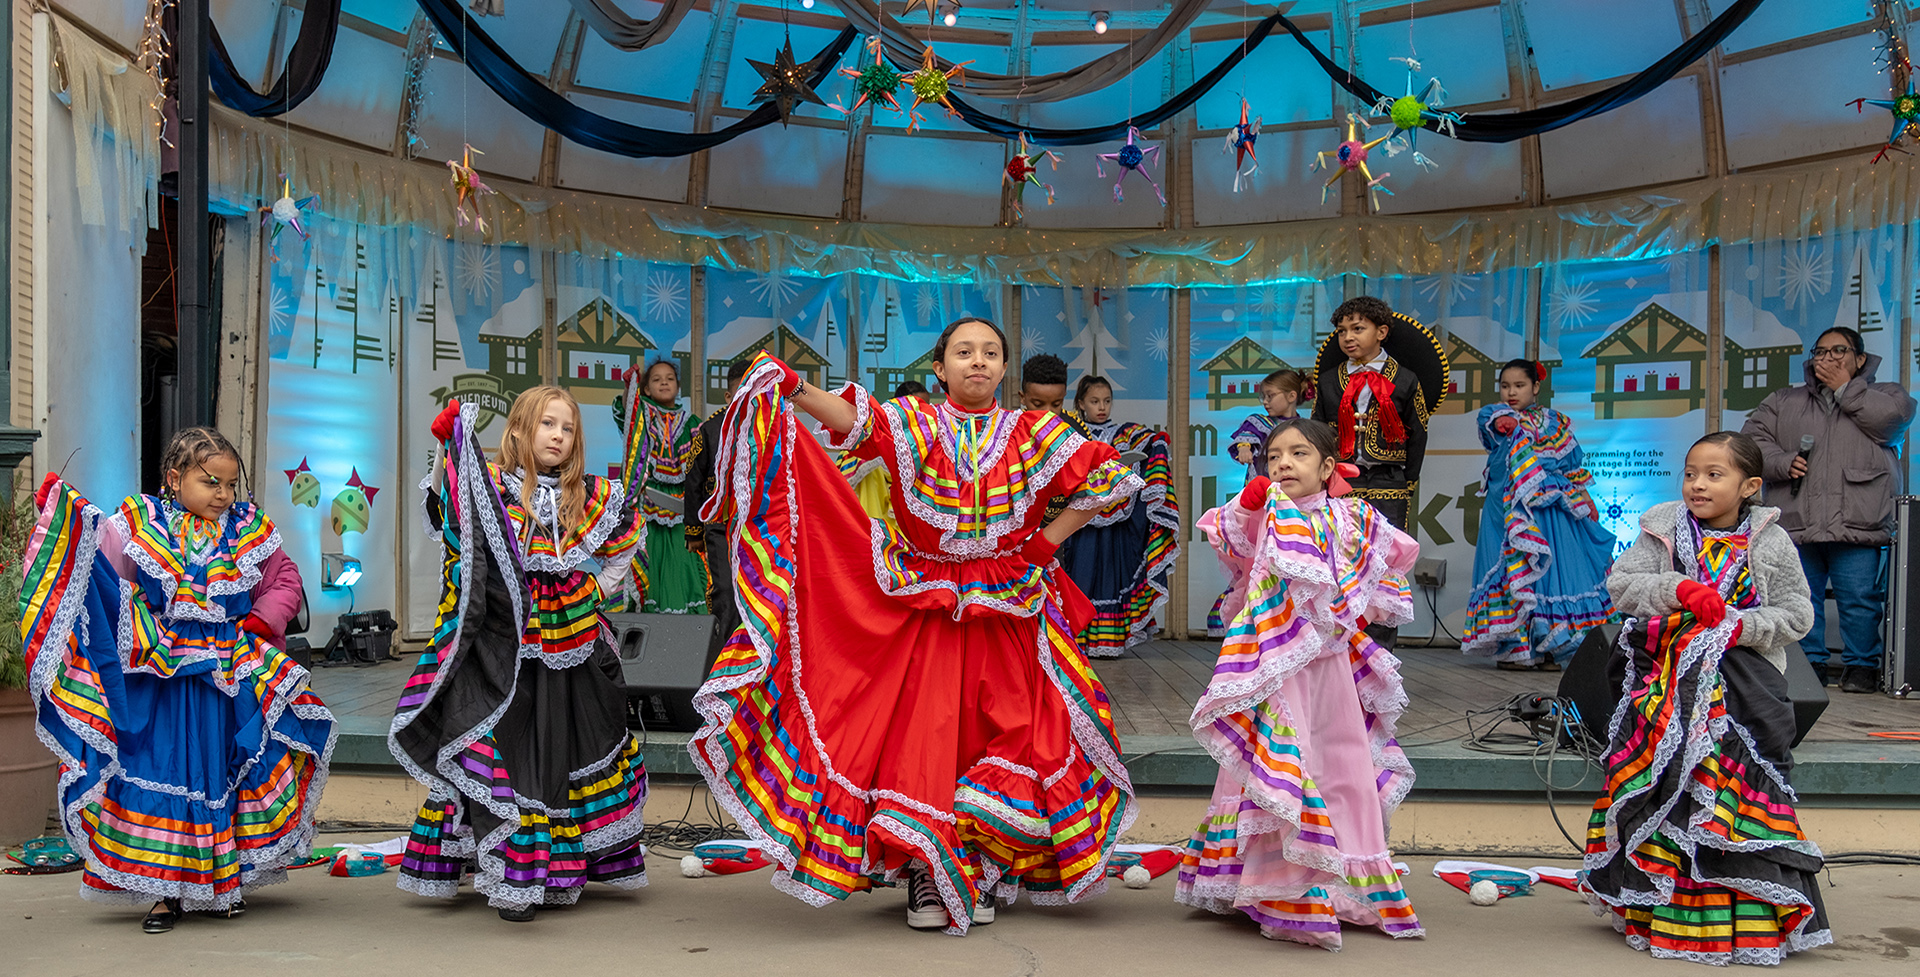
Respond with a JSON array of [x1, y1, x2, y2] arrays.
[[1492, 415, 1518, 436], [1675, 579, 1727, 628], [35, 472, 60, 508], [1729, 619, 1744, 647], [1238, 477, 1272, 510], [1021, 532, 1060, 567], [770, 357, 802, 397], [238, 614, 276, 642], [430, 400, 461, 442]]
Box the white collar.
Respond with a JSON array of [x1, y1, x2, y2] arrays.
[[1350, 350, 1389, 373]]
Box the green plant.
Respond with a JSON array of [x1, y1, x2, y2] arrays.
[[0, 495, 38, 689]]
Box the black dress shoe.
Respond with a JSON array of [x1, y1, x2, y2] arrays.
[[1840, 666, 1880, 694], [143, 899, 182, 934], [498, 905, 537, 922]]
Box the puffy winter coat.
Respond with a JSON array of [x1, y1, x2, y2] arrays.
[[1607, 502, 1813, 674], [1742, 354, 1914, 547]]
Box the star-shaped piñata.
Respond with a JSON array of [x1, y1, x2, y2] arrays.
[[1096, 126, 1164, 205], [904, 46, 970, 132], [1851, 75, 1920, 163], [1004, 132, 1062, 219], [836, 35, 903, 118], [264, 175, 317, 246], [1313, 113, 1395, 210], [447, 144, 496, 233], [1222, 99, 1261, 192]]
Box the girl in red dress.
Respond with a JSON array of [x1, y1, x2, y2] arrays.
[[689, 318, 1140, 934]]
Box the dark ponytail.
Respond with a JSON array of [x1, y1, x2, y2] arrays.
[[1498, 358, 1543, 384], [1692, 430, 1765, 512]]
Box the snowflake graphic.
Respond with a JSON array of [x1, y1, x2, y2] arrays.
[[1252, 286, 1283, 321], [1660, 251, 1693, 287], [1146, 325, 1170, 362], [456, 244, 500, 304], [1021, 330, 1045, 358], [1595, 485, 1639, 556], [644, 270, 687, 322], [1549, 277, 1599, 331], [913, 285, 938, 328], [749, 269, 801, 310], [268, 282, 298, 336], [1778, 242, 1832, 311], [1417, 272, 1476, 310]]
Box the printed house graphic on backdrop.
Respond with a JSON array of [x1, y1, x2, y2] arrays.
[[1583, 302, 1708, 419], [704, 318, 833, 406], [1440, 333, 1561, 413], [1199, 337, 1295, 412], [1582, 299, 1797, 418], [479, 298, 687, 407], [870, 348, 942, 399]]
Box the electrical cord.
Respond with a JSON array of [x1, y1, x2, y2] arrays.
[[1425, 585, 1462, 645], [1457, 692, 1607, 854]]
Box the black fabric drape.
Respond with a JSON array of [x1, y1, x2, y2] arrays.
[[1274, 0, 1768, 142], [414, 0, 856, 158], [940, 11, 1284, 145], [208, 0, 343, 116]]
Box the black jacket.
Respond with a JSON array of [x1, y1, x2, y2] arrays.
[[1314, 355, 1429, 484]]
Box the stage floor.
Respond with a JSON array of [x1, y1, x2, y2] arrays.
[[309, 637, 1917, 746]]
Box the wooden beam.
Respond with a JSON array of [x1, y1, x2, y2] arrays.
[[1167, 285, 1190, 640], [537, 13, 587, 189], [687, 0, 743, 208]]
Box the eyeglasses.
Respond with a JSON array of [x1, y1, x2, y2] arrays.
[[1808, 345, 1857, 360]]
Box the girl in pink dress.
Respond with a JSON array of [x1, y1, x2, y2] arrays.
[[1176, 417, 1423, 950]]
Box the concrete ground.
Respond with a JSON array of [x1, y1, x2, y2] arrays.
[[2, 835, 1916, 975]]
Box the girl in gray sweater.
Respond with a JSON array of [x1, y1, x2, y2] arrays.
[[1582, 432, 1830, 966]]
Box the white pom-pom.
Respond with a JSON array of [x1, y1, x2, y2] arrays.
[[680, 855, 707, 878], [1122, 865, 1152, 889], [1468, 879, 1501, 905]]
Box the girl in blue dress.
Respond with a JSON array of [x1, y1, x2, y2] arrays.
[[1463, 360, 1616, 670]]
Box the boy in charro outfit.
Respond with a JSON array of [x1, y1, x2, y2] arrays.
[[1313, 296, 1432, 531]]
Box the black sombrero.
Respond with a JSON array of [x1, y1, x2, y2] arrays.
[[1311, 311, 1449, 418]]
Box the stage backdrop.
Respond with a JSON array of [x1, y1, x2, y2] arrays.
[[1185, 280, 1338, 632], [247, 221, 1918, 643]]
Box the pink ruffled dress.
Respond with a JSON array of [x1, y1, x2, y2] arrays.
[[1176, 487, 1424, 950]]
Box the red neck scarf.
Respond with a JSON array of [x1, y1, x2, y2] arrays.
[[1337, 370, 1405, 460]]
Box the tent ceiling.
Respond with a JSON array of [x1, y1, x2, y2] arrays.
[[57, 0, 1915, 228]]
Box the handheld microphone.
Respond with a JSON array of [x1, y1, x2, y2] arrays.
[[1791, 435, 1815, 497]]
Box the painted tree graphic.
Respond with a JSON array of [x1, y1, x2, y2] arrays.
[[1062, 290, 1126, 392]]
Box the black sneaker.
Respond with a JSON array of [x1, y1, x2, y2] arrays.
[[497, 905, 537, 922], [1840, 666, 1880, 694], [905, 866, 950, 930]]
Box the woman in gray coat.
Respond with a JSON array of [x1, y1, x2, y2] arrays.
[[1742, 325, 1915, 693]]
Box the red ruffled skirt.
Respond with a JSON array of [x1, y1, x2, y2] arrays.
[[689, 384, 1134, 935]]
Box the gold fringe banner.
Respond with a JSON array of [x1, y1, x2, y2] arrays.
[[208, 105, 1920, 288]]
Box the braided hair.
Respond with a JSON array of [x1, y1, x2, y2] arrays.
[[159, 426, 243, 501]]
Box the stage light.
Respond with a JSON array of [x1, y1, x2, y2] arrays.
[[321, 552, 363, 591], [801, 0, 813, 7], [1090, 11, 1109, 34], [939, 0, 959, 26]]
